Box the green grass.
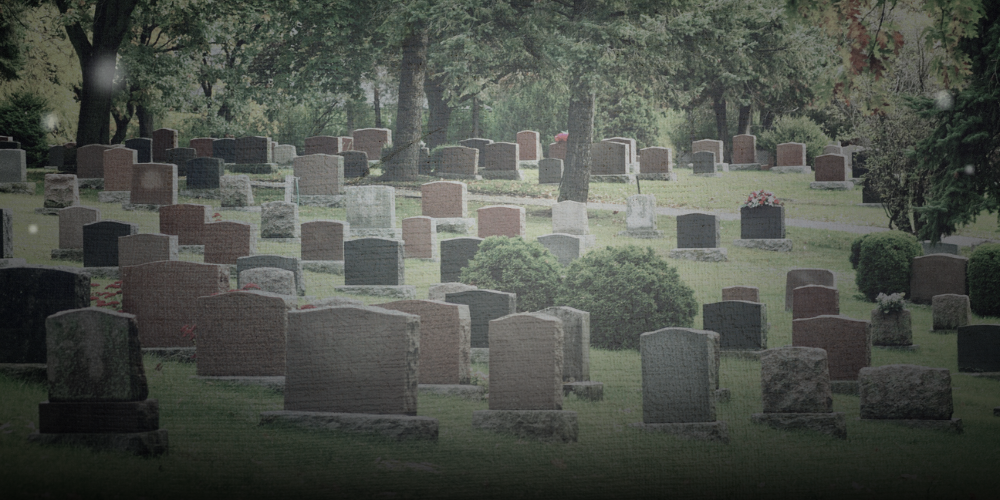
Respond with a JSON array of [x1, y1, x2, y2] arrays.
[[2, 167, 999, 499]]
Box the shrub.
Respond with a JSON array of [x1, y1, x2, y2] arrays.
[[849, 234, 871, 270], [0, 92, 52, 168], [458, 236, 562, 312], [557, 245, 698, 350], [968, 243, 1000, 317], [855, 231, 922, 301], [757, 115, 831, 166]]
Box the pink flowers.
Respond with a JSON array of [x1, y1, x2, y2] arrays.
[[743, 190, 783, 208]]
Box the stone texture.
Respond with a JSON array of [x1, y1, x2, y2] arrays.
[[932, 294, 971, 330], [285, 305, 418, 415], [58, 206, 100, 249], [483, 142, 519, 172], [814, 154, 848, 181], [0, 266, 90, 363], [402, 216, 437, 259], [235, 136, 271, 164], [732, 135, 756, 164], [151, 129, 178, 162], [76, 144, 116, 179], [792, 285, 840, 320], [538, 158, 563, 183], [440, 237, 483, 283], [421, 181, 467, 218], [428, 282, 477, 301], [693, 151, 717, 175], [44, 174, 79, 208], [792, 315, 871, 381], [212, 138, 235, 163], [626, 194, 657, 230], [472, 410, 577, 442], [351, 128, 391, 162], [189, 138, 213, 158], [124, 138, 151, 163], [439, 147, 478, 176], [740, 205, 785, 239], [760, 346, 832, 413], [871, 309, 913, 346], [82, 220, 138, 267], [639, 147, 672, 174], [304, 136, 348, 155], [340, 151, 370, 178], [236, 255, 304, 296], [294, 154, 344, 195], [159, 204, 211, 246], [103, 148, 136, 191], [380, 300, 472, 385], [273, 144, 296, 165], [668, 248, 727, 262], [552, 200, 589, 235], [220, 175, 254, 207], [537, 233, 589, 267], [121, 260, 230, 347], [118, 233, 178, 268], [488, 313, 563, 410], [957, 324, 1000, 372], [548, 141, 566, 160], [677, 213, 720, 248], [692, 139, 724, 164], [722, 286, 759, 302], [785, 269, 836, 311], [195, 291, 288, 376], [477, 205, 525, 238], [776, 142, 806, 166], [239, 268, 295, 296], [344, 238, 404, 286], [445, 289, 516, 348], [910, 254, 968, 304], [539, 306, 590, 382], [260, 201, 299, 238], [259, 411, 437, 441], [516, 131, 541, 161], [203, 221, 255, 265], [186, 157, 225, 189], [703, 301, 768, 350], [859, 364, 953, 420], [591, 141, 628, 175], [640, 328, 719, 423], [130, 163, 177, 205], [346, 186, 396, 230], [922, 240, 960, 255], [300, 220, 347, 261]]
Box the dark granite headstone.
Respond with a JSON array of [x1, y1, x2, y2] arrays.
[[740, 205, 785, 239], [677, 213, 720, 248], [341, 151, 370, 178], [702, 300, 767, 350], [1, 207, 11, 258], [0, 266, 90, 363], [445, 289, 516, 348], [212, 138, 236, 164], [440, 237, 483, 283], [82, 220, 139, 267], [124, 138, 152, 163], [957, 324, 1000, 373], [236, 254, 305, 296], [47, 145, 64, 168], [343, 238, 404, 286], [186, 157, 225, 189], [0, 141, 21, 149], [235, 136, 270, 164], [166, 147, 196, 176]]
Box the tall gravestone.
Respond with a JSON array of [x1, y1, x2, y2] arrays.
[[351, 128, 391, 162], [516, 131, 541, 161], [702, 301, 767, 350], [58, 206, 100, 249], [159, 204, 211, 246], [151, 129, 178, 163], [402, 216, 437, 260], [380, 300, 472, 385], [103, 148, 137, 192], [0, 266, 90, 363], [732, 135, 756, 164]]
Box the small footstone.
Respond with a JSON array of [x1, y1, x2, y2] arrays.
[[668, 248, 727, 262], [630, 421, 730, 443], [732, 239, 793, 252], [471, 409, 578, 442], [751, 413, 847, 439], [563, 381, 604, 401], [259, 411, 439, 441]]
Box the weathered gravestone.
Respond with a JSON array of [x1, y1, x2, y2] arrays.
[[294, 154, 344, 195], [0, 266, 90, 363], [151, 129, 178, 162], [219, 175, 254, 207], [130, 163, 177, 206], [871, 307, 913, 347], [440, 237, 482, 283], [238, 268, 296, 296], [910, 254, 968, 304], [195, 291, 289, 377], [692, 151, 718, 175], [203, 221, 256, 265], [957, 324, 1000, 372], [516, 131, 541, 162], [186, 157, 225, 189], [932, 294, 971, 330], [380, 300, 472, 385], [272, 144, 296, 165], [785, 269, 836, 311], [124, 138, 151, 163], [166, 148, 195, 176], [300, 220, 348, 261], [235, 136, 271, 164], [478, 205, 525, 238], [402, 216, 437, 260], [702, 301, 768, 350], [211, 138, 235, 164], [58, 206, 99, 250], [793, 315, 871, 385], [237, 255, 305, 296], [159, 204, 210, 246], [750, 346, 845, 439], [823, 144, 843, 155], [345, 186, 398, 238], [189, 138, 213, 158], [618, 194, 662, 238], [351, 128, 392, 162], [858, 365, 957, 431], [445, 289, 516, 348], [260, 201, 299, 239], [44, 174, 78, 208], [341, 151, 371, 178], [538, 158, 563, 184], [792, 285, 840, 320], [344, 238, 404, 286], [552, 200, 590, 236], [722, 286, 759, 302], [118, 233, 178, 268], [82, 220, 138, 267]]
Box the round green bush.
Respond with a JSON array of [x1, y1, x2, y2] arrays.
[[855, 231, 922, 301], [556, 245, 698, 350], [968, 243, 1000, 317], [458, 236, 562, 312]]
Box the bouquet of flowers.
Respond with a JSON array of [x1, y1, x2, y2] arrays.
[[743, 190, 783, 208], [875, 292, 906, 314]]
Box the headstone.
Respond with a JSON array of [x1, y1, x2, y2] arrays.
[[166, 148, 195, 176], [814, 154, 848, 182], [159, 204, 210, 245], [0, 208, 10, 257], [402, 216, 437, 259], [44, 174, 79, 208], [539, 306, 590, 382], [957, 324, 1000, 372], [351, 128, 392, 162], [702, 300, 768, 350], [792, 285, 840, 320], [620, 194, 661, 238], [421, 181, 467, 218], [440, 237, 483, 283], [445, 289, 516, 348], [260, 201, 299, 239], [591, 141, 628, 175], [212, 138, 235, 164], [605, 137, 637, 165], [124, 138, 152, 163], [293, 154, 344, 195], [121, 260, 230, 347], [458, 138, 492, 169], [438, 147, 478, 176], [237, 255, 304, 296], [235, 136, 271, 164], [483, 142, 519, 171], [477, 205, 525, 238], [82, 220, 138, 267], [638, 147, 671, 174], [922, 240, 960, 255], [548, 141, 566, 160], [0, 266, 90, 363], [538, 158, 563, 183], [186, 157, 225, 189], [932, 294, 971, 330], [272, 144, 296, 165], [341, 151, 371, 178], [47, 145, 65, 168], [516, 131, 541, 161], [537, 233, 588, 267], [676, 213, 720, 248], [345, 186, 396, 236], [488, 313, 564, 410], [823, 144, 843, 156], [776, 143, 806, 167], [219, 175, 254, 207], [189, 138, 213, 158], [692, 139, 724, 164], [130, 163, 177, 205], [380, 300, 472, 385], [552, 200, 589, 235], [910, 254, 968, 304], [304, 136, 347, 155], [740, 205, 786, 240], [118, 233, 178, 268], [732, 135, 756, 164], [58, 206, 100, 249], [102, 148, 136, 192], [859, 364, 953, 420], [203, 221, 255, 265], [300, 220, 348, 261], [238, 268, 295, 296], [760, 346, 833, 413], [785, 269, 836, 311], [640, 328, 719, 423], [428, 282, 477, 301], [195, 291, 288, 376], [870, 308, 913, 346], [792, 315, 871, 380], [692, 151, 717, 175], [151, 129, 178, 162], [722, 286, 758, 302], [284, 305, 418, 415], [343, 238, 404, 286], [76, 144, 116, 178]]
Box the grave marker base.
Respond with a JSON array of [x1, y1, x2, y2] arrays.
[[693, 172, 723, 178], [419, 384, 485, 400], [630, 421, 729, 443], [472, 410, 579, 442], [636, 173, 677, 181], [770, 166, 811, 174], [121, 203, 165, 212], [967, 372, 1000, 380], [259, 411, 439, 441], [178, 189, 220, 200], [334, 285, 416, 299], [98, 191, 130, 203], [301, 260, 344, 275], [668, 248, 728, 262], [0, 363, 46, 383], [28, 429, 168, 456], [732, 239, 793, 252], [591, 174, 636, 183], [751, 412, 846, 439], [218, 206, 261, 212], [720, 350, 764, 360], [873, 344, 920, 351], [434, 173, 483, 181], [350, 228, 402, 239], [858, 417, 963, 433], [617, 229, 663, 239], [563, 381, 604, 401], [810, 181, 854, 190], [0, 258, 26, 268], [0, 182, 35, 194]]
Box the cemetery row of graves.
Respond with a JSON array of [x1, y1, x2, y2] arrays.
[[0, 127, 998, 498]]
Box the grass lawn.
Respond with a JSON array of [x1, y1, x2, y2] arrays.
[[1, 167, 998, 499]]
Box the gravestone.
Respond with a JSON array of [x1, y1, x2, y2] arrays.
[[792, 315, 871, 381], [402, 216, 437, 259], [260, 201, 299, 239], [380, 300, 472, 385], [692, 139, 724, 164], [792, 285, 840, 320], [186, 157, 225, 189], [619, 194, 662, 238], [203, 221, 256, 265], [189, 138, 213, 158], [82, 220, 138, 267], [44, 174, 79, 208], [692, 151, 717, 175], [294, 154, 344, 195], [345, 186, 398, 238], [548, 141, 566, 160], [121, 260, 230, 347], [932, 294, 971, 330], [605, 137, 638, 165], [440, 237, 483, 283], [212, 138, 235, 164], [751, 346, 845, 439], [238, 268, 295, 296], [638, 147, 674, 178], [47, 145, 64, 168], [428, 282, 477, 301], [304, 136, 347, 155], [102, 148, 137, 192], [195, 291, 288, 376], [910, 254, 968, 304], [537, 233, 588, 267], [458, 138, 492, 169], [552, 200, 590, 236], [702, 301, 767, 350], [421, 181, 467, 218], [823, 144, 843, 155], [58, 206, 100, 249], [785, 269, 836, 311], [776, 142, 806, 166], [0, 149, 26, 183], [0, 208, 10, 257], [236, 255, 305, 296], [740, 205, 786, 240], [539, 306, 591, 383], [351, 128, 392, 162], [591, 141, 628, 175], [445, 289, 516, 348], [273, 144, 296, 165], [871, 308, 913, 347], [478, 205, 525, 238], [130, 163, 177, 206], [0, 266, 90, 363], [922, 240, 960, 255], [159, 204, 210, 245], [438, 147, 478, 176], [538, 158, 563, 184], [516, 131, 541, 161], [957, 324, 1000, 372], [235, 136, 271, 164], [151, 129, 178, 162], [340, 151, 371, 178], [344, 238, 404, 286], [118, 233, 178, 268], [732, 135, 756, 164], [124, 138, 151, 163], [487, 313, 564, 410], [722, 286, 759, 302], [482, 142, 520, 179], [676, 213, 720, 248], [814, 154, 848, 182], [166, 148, 195, 176], [300, 220, 348, 261], [76, 144, 117, 178], [859, 364, 954, 420], [219, 175, 254, 207]]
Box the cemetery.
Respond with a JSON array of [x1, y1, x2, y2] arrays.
[[1, 0, 999, 498]]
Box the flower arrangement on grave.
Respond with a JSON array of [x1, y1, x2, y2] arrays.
[[743, 190, 783, 208], [875, 292, 906, 314]]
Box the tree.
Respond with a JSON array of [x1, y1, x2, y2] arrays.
[[383, 21, 428, 180], [0, 0, 39, 82]]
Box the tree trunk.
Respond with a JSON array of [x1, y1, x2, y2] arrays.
[[374, 85, 382, 129], [558, 76, 594, 203], [471, 96, 480, 138], [136, 103, 154, 138], [424, 73, 450, 149], [712, 93, 728, 162], [761, 109, 775, 130], [110, 101, 133, 144], [384, 23, 427, 180], [737, 104, 752, 135]]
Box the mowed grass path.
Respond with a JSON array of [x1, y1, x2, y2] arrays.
[[1, 167, 998, 499]]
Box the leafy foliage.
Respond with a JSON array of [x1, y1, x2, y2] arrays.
[[967, 243, 1000, 317], [0, 91, 51, 168], [558, 245, 697, 350], [855, 231, 922, 301], [849, 234, 870, 270], [757, 115, 830, 166], [458, 236, 562, 313]]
